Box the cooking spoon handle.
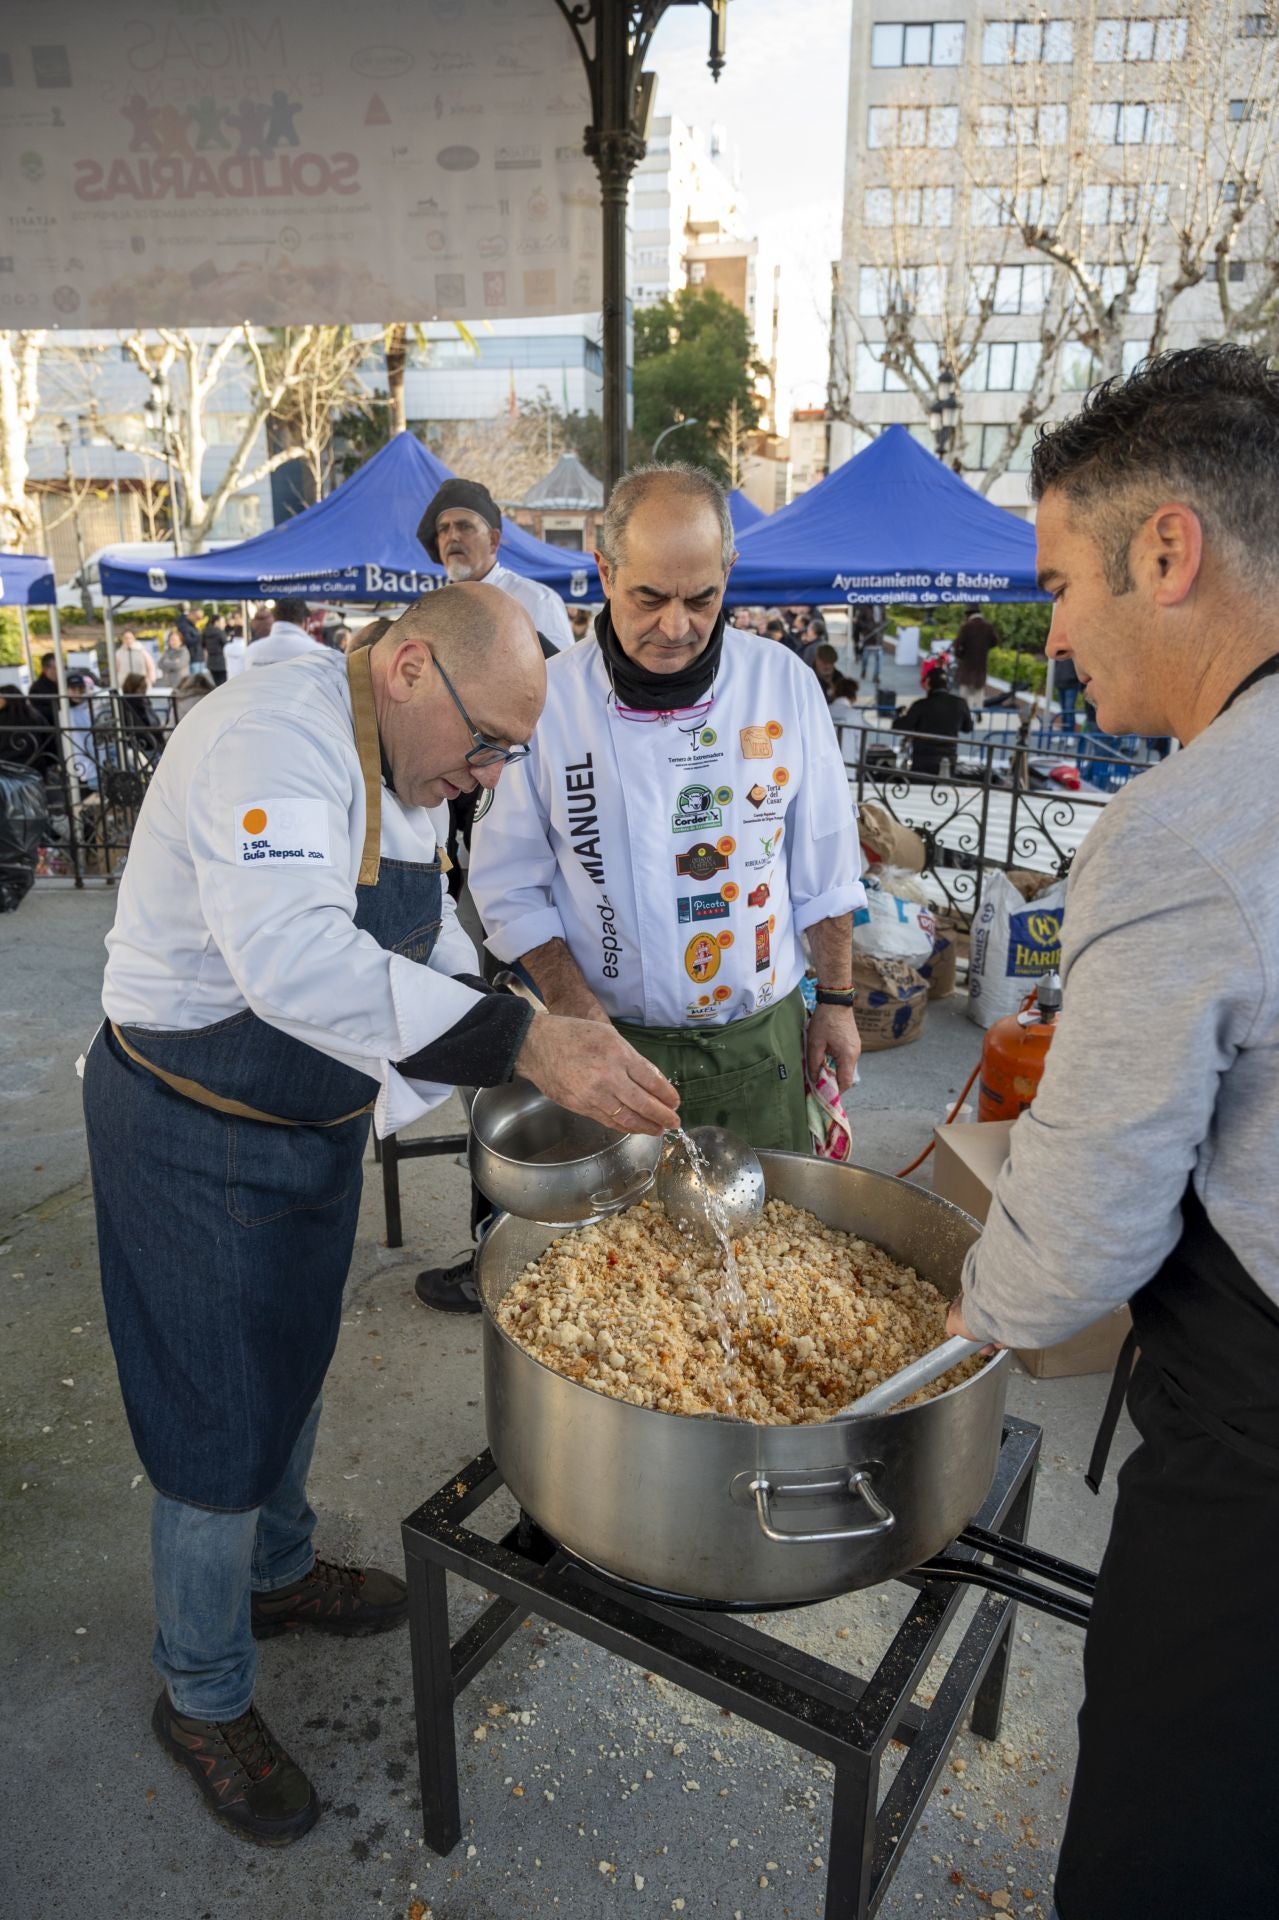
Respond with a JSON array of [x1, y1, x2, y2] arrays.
[[834, 1335, 986, 1419]]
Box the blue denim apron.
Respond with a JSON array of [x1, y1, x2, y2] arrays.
[[84, 648, 443, 1511]]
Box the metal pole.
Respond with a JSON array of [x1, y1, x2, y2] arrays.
[[1043, 655, 1056, 739], [103, 601, 120, 694], [49, 605, 86, 883], [18, 606, 34, 684], [583, 5, 645, 495]]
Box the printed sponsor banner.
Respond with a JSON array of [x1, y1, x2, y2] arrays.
[[0, 0, 600, 326]]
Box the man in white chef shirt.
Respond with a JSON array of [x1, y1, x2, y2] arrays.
[[416, 478, 575, 652], [245, 594, 323, 668], [81, 582, 678, 1848], [470, 463, 866, 1154]]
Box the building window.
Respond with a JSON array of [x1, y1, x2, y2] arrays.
[[1089, 263, 1159, 313], [1227, 98, 1255, 121], [864, 185, 954, 227], [977, 102, 1068, 146], [964, 341, 1042, 391], [963, 424, 1035, 472], [1227, 258, 1248, 281], [855, 340, 942, 389], [967, 263, 1051, 314], [1121, 340, 1151, 376], [1059, 342, 1101, 391], [1241, 12, 1276, 36], [859, 264, 946, 314], [867, 103, 959, 148], [1089, 101, 1178, 145], [982, 19, 1073, 63], [971, 183, 1061, 227], [1094, 17, 1189, 60], [1083, 182, 1171, 224], [870, 20, 964, 66]]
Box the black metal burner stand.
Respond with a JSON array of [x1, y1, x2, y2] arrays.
[[401, 1414, 1092, 1920]]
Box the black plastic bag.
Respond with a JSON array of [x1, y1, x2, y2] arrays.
[[0, 759, 52, 912]]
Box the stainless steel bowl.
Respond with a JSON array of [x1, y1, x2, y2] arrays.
[[468, 1078, 663, 1227], [478, 1154, 1007, 1606]]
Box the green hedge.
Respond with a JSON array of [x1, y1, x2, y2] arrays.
[[885, 601, 1050, 655], [988, 645, 1047, 691]]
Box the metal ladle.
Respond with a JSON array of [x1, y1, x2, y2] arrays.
[[650, 1126, 766, 1244], [834, 1333, 986, 1419]]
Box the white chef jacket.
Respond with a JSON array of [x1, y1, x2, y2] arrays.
[[469, 633, 866, 1028], [223, 636, 247, 678], [101, 649, 482, 1135], [484, 561, 574, 651], [245, 620, 322, 668]]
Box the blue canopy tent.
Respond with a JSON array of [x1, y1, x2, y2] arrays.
[[726, 426, 1045, 607], [0, 552, 65, 695], [728, 489, 765, 535], [98, 433, 601, 605]]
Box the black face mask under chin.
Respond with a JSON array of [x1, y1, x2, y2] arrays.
[[595, 604, 726, 711]]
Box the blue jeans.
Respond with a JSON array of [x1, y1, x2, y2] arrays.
[[1057, 681, 1083, 731], [861, 642, 884, 683], [151, 1398, 321, 1720]]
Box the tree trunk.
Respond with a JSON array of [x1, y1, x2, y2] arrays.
[[385, 324, 408, 436], [0, 331, 45, 546]]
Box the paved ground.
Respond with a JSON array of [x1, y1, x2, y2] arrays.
[[2, 886, 1133, 1920]]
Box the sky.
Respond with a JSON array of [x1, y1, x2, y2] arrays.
[[644, 0, 854, 427]]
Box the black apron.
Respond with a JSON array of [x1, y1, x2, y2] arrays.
[[84, 648, 445, 1511], [1055, 655, 1279, 1920]]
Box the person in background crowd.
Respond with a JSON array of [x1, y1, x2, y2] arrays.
[[1052, 650, 1084, 731], [0, 683, 55, 772], [176, 602, 204, 669], [331, 625, 353, 653], [201, 610, 228, 685], [246, 598, 323, 670], [953, 604, 999, 704], [826, 673, 861, 723], [222, 622, 248, 679], [170, 671, 217, 727], [567, 605, 592, 643], [26, 653, 62, 720], [894, 665, 974, 777], [763, 616, 794, 650], [116, 626, 158, 689], [120, 672, 165, 760], [62, 673, 100, 790], [799, 616, 830, 667], [731, 606, 755, 629], [852, 604, 884, 667], [810, 642, 839, 697], [416, 478, 575, 650], [157, 628, 191, 691]]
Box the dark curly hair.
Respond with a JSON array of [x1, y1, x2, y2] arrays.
[[1030, 345, 1279, 594]]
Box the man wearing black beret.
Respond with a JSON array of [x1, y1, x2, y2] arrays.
[[416, 479, 574, 652]]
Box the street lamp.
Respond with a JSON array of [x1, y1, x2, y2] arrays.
[[142, 375, 183, 554], [57, 417, 93, 624], [929, 364, 959, 463], [652, 417, 700, 457]]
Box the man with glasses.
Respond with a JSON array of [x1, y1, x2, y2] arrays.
[[81, 582, 677, 1848], [471, 463, 865, 1160]]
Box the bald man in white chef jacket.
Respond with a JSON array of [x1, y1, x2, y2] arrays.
[[81, 583, 677, 1848], [470, 464, 866, 1155]]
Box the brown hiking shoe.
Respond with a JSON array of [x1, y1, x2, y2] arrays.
[[151, 1692, 318, 1846], [251, 1557, 408, 1639]]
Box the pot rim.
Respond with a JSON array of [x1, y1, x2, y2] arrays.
[[479, 1169, 1007, 1435], [469, 1087, 662, 1178]]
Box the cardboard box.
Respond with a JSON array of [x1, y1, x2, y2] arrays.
[[932, 1119, 1131, 1379]]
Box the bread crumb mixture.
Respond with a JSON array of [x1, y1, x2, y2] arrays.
[[495, 1198, 983, 1423]]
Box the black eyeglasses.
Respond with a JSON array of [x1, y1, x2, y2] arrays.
[[433, 654, 530, 768]]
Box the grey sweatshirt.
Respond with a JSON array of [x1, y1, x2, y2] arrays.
[[961, 672, 1279, 1348]]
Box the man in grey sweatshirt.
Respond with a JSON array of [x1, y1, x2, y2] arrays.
[[950, 345, 1279, 1920]]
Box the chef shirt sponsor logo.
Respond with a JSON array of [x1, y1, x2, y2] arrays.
[[684, 933, 721, 983], [739, 720, 783, 759], [747, 881, 770, 909], [675, 840, 729, 881], [235, 799, 331, 867], [744, 770, 790, 815], [672, 782, 732, 834], [564, 754, 606, 885], [755, 921, 771, 972], [677, 893, 730, 923], [667, 722, 721, 768], [598, 893, 621, 979]]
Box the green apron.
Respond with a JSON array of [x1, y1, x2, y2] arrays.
[[615, 987, 810, 1153]]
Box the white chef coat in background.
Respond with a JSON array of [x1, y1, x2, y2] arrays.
[[484, 561, 574, 651], [102, 649, 481, 1134], [245, 619, 322, 669], [469, 633, 866, 1029]]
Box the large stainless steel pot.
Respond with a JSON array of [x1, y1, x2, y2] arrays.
[[469, 1078, 662, 1227], [478, 1154, 1007, 1606]]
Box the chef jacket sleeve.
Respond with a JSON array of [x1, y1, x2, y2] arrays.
[[785, 674, 867, 934], [186, 712, 486, 1070], [959, 795, 1264, 1348], [468, 747, 568, 965]]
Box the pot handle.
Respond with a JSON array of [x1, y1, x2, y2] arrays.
[[587, 1170, 657, 1215], [749, 1469, 895, 1545]]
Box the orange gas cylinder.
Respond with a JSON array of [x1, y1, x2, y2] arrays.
[[977, 974, 1062, 1123]]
